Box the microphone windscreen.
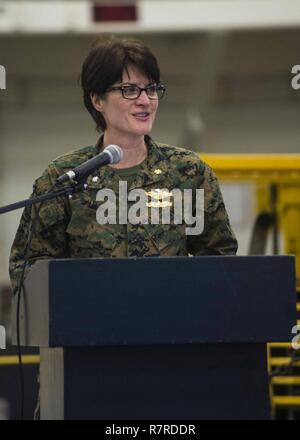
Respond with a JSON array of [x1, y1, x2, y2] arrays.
[[104, 145, 123, 164]]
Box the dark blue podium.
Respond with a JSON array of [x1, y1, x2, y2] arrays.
[[12, 256, 296, 419]]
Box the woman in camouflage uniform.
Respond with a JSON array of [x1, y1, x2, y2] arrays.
[[10, 34, 238, 420], [10, 35, 237, 295]]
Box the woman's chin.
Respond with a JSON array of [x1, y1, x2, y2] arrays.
[[133, 125, 153, 136], [130, 119, 153, 135]]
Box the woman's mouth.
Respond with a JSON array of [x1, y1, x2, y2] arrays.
[[133, 112, 150, 121]]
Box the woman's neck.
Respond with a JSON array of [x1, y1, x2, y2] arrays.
[[103, 133, 148, 169]]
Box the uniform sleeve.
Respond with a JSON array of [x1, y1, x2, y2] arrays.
[[187, 162, 238, 256], [9, 164, 70, 294]]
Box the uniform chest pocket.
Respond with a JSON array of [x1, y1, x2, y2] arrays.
[[66, 204, 120, 255], [143, 222, 187, 256]]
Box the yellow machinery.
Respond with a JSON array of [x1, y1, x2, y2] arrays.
[[202, 153, 300, 419]]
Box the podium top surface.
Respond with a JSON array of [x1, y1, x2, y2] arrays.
[[16, 255, 297, 347]]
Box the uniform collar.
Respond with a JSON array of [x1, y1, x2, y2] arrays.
[[87, 135, 168, 191]]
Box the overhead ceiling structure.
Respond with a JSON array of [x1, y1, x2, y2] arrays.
[[0, 0, 300, 34]]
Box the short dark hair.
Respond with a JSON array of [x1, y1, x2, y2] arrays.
[[80, 35, 161, 132]]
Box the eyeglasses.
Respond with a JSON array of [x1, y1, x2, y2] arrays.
[[106, 83, 166, 100]]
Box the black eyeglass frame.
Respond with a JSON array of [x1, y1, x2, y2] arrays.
[[106, 83, 166, 100]]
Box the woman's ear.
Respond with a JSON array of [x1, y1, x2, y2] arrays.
[[90, 93, 104, 112]]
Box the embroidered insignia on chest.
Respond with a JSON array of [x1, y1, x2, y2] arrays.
[[145, 189, 173, 208], [145, 189, 173, 200], [146, 201, 173, 208]]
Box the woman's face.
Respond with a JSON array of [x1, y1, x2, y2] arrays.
[[92, 64, 159, 139]]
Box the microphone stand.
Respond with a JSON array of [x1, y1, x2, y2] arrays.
[[0, 181, 87, 215], [0, 180, 87, 420]]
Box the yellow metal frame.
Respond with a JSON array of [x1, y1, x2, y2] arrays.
[[0, 355, 40, 365], [200, 154, 300, 183], [201, 153, 300, 417], [202, 153, 300, 277]]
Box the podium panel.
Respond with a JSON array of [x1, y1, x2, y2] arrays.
[[12, 256, 297, 419]]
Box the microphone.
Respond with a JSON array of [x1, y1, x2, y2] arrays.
[[56, 144, 123, 184]]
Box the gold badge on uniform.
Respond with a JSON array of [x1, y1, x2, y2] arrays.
[[146, 201, 173, 208], [146, 189, 173, 200], [145, 188, 173, 208]]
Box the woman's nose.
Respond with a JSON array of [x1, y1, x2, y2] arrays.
[[136, 90, 151, 104]]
